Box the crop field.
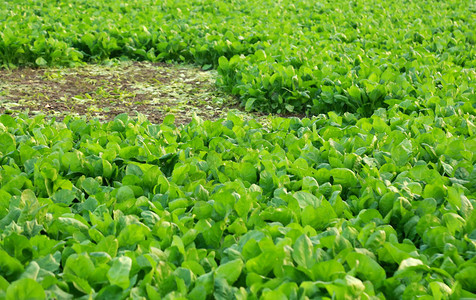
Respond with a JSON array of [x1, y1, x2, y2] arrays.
[[0, 0, 475, 299]]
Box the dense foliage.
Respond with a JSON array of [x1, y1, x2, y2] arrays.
[[0, 0, 475, 299], [1, 0, 475, 115], [0, 97, 475, 299]]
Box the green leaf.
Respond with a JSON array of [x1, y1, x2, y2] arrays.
[[0, 250, 24, 281], [261, 289, 287, 300], [218, 56, 229, 70], [96, 285, 123, 300], [347, 85, 361, 101], [117, 223, 150, 247], [107, 256, 132, 290], [35, 57, 48, 66], [188, 285, 207, 300], [237, 163, 257, 183], [35, 253, 60, 273], [391, 139, 412, 166], [162, 114, 175, 126], [19, 261, 40, 280], [346, 252, 386, 288], [292, 234, 314, 269], [50, 217, 89, 237], [52, 189, 76, 205], [396, 258, 429, 273], [193, 201, 213, 219], [301, 200, 336, 230], [116, 186, 135, 202], [96, 236, 118, 258], [311, 260, 345, 281], [3, 233, 33, 264], [293, 191, 320, 209], [6, 278, 45, 300], [455, 265, 476, 293], [0, 133, 15, 154], [245, 98, 256, 112], [0, 275, 8, 292], [215, 259, 243, 285], [82, 178, 100, 195], [324, 275, 365, 298], [214, 277, 236, 300], [64, 254, 95, 280], [246, 250, 278, 276], [422, 182, 447, 202], [143, 165, 161, 188], [330, 168, 358, 188]]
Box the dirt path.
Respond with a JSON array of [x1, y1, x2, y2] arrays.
[[0, 61, 255, 124]]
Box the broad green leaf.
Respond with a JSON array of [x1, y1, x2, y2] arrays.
[[52, 189, 76, 205], [218, 56, 229, 70], [117, 223, 150, 247], [35, 253, 60, 273], [6, 278, 45, 300], [347, 85, 361, 101], [246, 250, 278, 276], [213, 277, 235, 300], [193, 201, 213, 219], [261, 289, 287, 300], [301, 200, 336, 230], [64, 254, 95, 280], [245, 98, 256, 112], [107, 256, 132, 290], [0, 250, 24, 281], [0, 133, 16, 154], [19, 261, 40, 280], [324, 275, 365, 299], [35, 57, 48, 66], [116, 186, 135, 202], [330, 168, 358, 188], [346, 252, 386, 288], [391, 139, 412, 167], [188, 285, 207, 300], [292, 234, 314, 269], [237, 163, 258, 183], [215, 259, 243, 285], [0, 275, 8, 291], [3, 233, 33, 264], [96, 285, 123, 300], [293, 191, 320, 209], [455, 266, 476, 293], [96, 236, 118, 259], [82, 178, 100, 195], [311, 260, 345, 281], [397, 258, 428, 273]]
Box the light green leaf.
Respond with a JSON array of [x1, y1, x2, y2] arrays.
[[330, 168, 358, 188], [311, 260, 345, 281], [64, 254, 95, 280], [346, 252, 386, 288], [292, 234, 314, 269], [35, 57, 47, 66], [215, 259, 243, 285], [6, 278, 45, 300], [82, 178, 100, 195], [107, 256, 132, 290], [116, 186, 135, 202]]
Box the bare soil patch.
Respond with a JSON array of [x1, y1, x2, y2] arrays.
[[0, 61, 251, 124]]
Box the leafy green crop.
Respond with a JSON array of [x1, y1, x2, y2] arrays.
[[1, 0, 474, 115], [1, 0, 475, 298], [0, 95, 475, 299]]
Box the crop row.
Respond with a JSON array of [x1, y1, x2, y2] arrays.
[[1, 0, 475, 115]]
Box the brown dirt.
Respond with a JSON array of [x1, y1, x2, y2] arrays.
[[0, 61, 242, 124]]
